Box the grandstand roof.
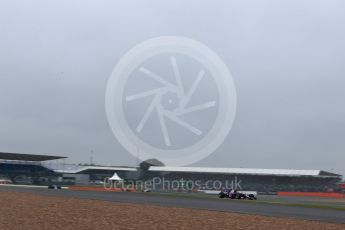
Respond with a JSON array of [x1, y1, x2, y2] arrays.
[[0, 152, 67, 162], [55, 166, 137, 174], [149, 166, 341, 177]]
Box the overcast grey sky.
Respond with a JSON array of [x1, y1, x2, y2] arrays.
[[0, 0, 344, 176]]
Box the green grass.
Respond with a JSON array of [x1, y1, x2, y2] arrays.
[[261, 202, 345, 211]]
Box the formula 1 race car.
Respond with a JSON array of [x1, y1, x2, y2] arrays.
[[218, 189, 257, 200], [48, 184, 61, 189]]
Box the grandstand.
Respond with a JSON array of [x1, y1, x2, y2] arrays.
[[0, 152, 66, 185], [147, 166, 343, 193], [0, 152, 138, 185], [0, 152, 342, 191]]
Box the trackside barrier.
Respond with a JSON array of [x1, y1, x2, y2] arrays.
[[277, 191, 345, 198]]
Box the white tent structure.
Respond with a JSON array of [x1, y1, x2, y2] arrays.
[[109, 172, 123, 181]]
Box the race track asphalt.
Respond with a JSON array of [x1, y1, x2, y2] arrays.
[[1, 186, 344, 223]]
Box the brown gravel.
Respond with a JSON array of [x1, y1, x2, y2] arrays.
[[0, 191, 344, 230]]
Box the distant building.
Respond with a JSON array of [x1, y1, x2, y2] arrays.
[[55, 166, 137, 185], [1, 152, 341, 191], [0, 152, 66, 185], [0, 152, 138, 185], [146, 166, 342, 193]]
